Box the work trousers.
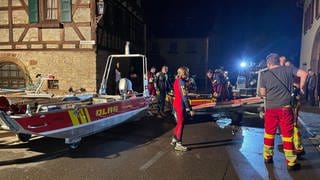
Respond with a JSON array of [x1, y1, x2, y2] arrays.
[[158, 90, 166, 112], [148, 84, 156, 96], [263, 107, 297, 166], [292, 105, 304, 153], [173, 106, 186, 141]]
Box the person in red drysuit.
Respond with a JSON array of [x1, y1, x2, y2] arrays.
[[147, 67, 157, 96], [171, 66, 195, 151]]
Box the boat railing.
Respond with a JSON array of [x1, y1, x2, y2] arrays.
[[36, 100, 92, 113], [0, 110, 20, 131], [93, 92, 144, 104]]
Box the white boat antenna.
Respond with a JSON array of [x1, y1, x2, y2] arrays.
[[125, 41, 130, 55]]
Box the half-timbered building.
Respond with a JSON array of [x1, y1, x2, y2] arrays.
[[0, 0, 145, 93]]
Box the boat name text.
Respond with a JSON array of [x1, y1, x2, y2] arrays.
[[96, 106, 118, 116]]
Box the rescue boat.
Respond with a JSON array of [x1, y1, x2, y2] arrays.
[[0, 53, 151, 149], [167, 68, 267, 123]]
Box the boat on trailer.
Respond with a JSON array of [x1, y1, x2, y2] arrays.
[[167, 68, 267, 124], [0, 53, 150, 149]]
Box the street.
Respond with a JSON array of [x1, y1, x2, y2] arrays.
[[0, 112, 320, 180]]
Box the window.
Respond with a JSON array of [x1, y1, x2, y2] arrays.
[[0, 63, 26, 89], [168, 42, 178, 54], [185, 41, 197, 54], [48, 80, 59, 89], [304, 1, 315, 34], [28, 0, 72, 24], [310, 0, 314, 26], [45, 0, 59, 21], [151, 42, 160, 53], [316, 0, 320, 19]]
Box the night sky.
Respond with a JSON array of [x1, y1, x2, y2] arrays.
[[142, 0, 303, 72]]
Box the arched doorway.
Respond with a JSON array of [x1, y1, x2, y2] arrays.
[[0, 62, 26, 89]]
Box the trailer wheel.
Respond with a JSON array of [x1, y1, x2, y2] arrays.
[[259, 111, 265, 119], [69, 141, 81, 150], [230, 111, 243, 126], [17, 133, 31, 142]]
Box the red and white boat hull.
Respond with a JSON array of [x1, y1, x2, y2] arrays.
[[0, 97, 149, 144]]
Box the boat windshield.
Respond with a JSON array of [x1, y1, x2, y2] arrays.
[[105, 57, 144, 95]]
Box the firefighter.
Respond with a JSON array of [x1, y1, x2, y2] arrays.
[[212, 69, 227, 102], [223, 71, 233, 100], [206, 69, 214, 93], [147, 67, 157, 97], [282, 59, 306, 158], [185, 68, 197, 93], [260, 53, 307, 171], [171, 66, 195, 151]]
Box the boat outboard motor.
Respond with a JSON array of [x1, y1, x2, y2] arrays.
[[119, 78, 133, 99]]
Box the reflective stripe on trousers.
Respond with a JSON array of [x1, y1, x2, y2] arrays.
[[293, 125, 304, 152], [293, 105, 304, 153], [263, 107, 297, 166]]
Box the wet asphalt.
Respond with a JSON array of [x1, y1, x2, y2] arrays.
[[0, 111, 320, 180]]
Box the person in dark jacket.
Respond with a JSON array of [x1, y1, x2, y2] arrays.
[[156, 66, 170, 116], [307, 69, 316, 106]]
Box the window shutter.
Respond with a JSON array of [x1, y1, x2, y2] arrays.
[[28, 0, 39, 23], [61, 0, 72, 22]]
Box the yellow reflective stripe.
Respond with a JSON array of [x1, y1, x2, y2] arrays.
[[190, 99, 212, 102], [264, 133, 275, 139], [282, 136, 293, 143], [293, 126, 303, 150], [283, 149, 294, 154], [78, 109, 87, 124], [264, 145, 273, 148], [68, 110, 80, 126], [181, 85, 186, 96], [263, 145, 274, 159], [84, 108, 91, 122], [283, 149, 297, 166]]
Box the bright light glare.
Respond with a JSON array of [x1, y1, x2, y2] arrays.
[[240, 62, 247, 68]]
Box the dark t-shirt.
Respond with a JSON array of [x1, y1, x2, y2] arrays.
[[156, 72, 168, 92], [260, 66, 297, 108]]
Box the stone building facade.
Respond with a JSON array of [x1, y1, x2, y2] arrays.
[[300, 0, 320, 73], [0, 0, 145, 93], [300, 0, 320, 100]]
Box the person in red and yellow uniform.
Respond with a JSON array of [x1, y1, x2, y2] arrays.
[[282, 59, 306, 158], [171, 66, 195, 151], [260, 53, 307, 171]]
